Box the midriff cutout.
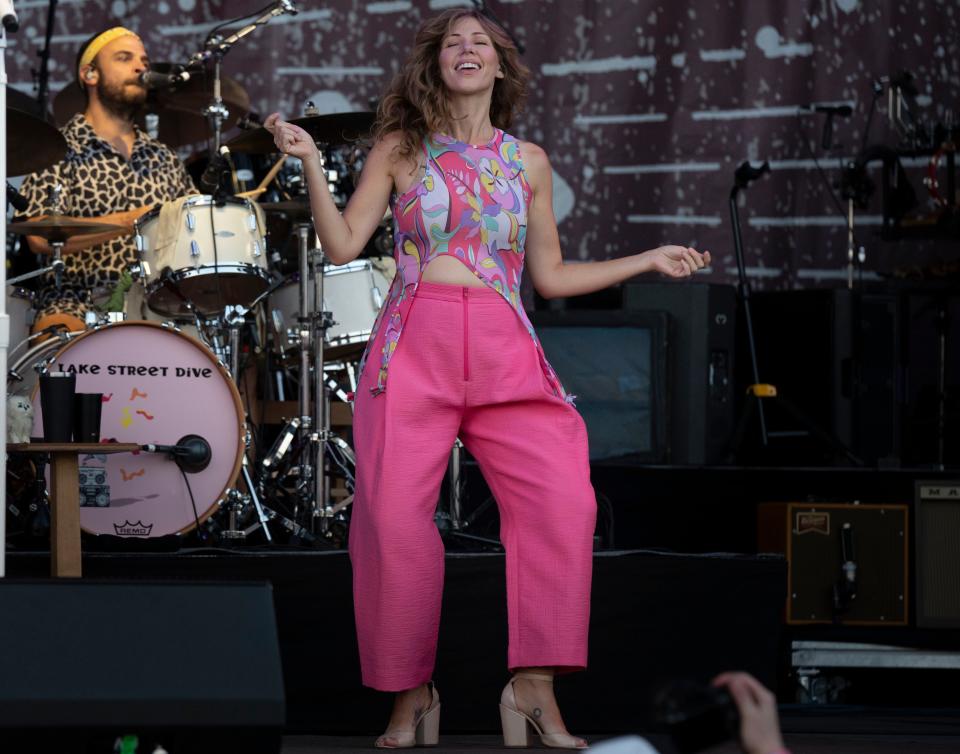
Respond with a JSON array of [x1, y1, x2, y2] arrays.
[[421, 255, 487, 287]]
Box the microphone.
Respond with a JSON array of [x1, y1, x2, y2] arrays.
[[734, 160, 770, 189], [0, 0, 19, 32], [6, 181, 28, 213], [142, 434, 212, 474], [139, 69, 191, 90], [199, 145, 232, 195], [278, 0, 298, 14], [804, 103, 854, 117]]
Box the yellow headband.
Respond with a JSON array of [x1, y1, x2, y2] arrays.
[[78, 27, 141, 77]]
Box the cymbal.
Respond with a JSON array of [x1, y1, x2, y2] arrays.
[[6, 88, 67, 176], [8, 214, 127, 244], [52, 64, 251, 148], [226, 111, 375, 153]]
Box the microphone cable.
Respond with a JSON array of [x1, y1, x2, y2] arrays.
[[179, 465, 207, 541]]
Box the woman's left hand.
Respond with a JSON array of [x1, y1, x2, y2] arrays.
[[264, 112, 321, 165], [642, 245, 711, 278]]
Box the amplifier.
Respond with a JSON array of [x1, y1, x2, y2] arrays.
[[785, 503, 908, 625], [915, 481, 960, 628], [622, 282, 737, 464]]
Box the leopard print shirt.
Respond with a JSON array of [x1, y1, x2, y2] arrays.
[[17, 114, 195, 321]]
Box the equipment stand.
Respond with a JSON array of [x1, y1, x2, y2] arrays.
[[726, 161, 864, 467]]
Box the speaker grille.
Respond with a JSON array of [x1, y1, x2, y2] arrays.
[[916, 482, 960, 627]]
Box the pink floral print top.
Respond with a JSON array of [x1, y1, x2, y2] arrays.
[[358, 128, 570, 403]]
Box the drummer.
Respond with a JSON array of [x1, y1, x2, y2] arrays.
[[15, 26, 195, 333]]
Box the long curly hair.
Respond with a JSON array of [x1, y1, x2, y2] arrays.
[[373, 9, 530, 161]]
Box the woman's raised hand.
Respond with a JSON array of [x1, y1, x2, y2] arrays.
[[642, 245, 711, 278], [264, 113, 320, 164]]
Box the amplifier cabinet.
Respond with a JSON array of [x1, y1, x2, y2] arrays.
[[786, 503, 908, 626], [915, 481, 960, 628]]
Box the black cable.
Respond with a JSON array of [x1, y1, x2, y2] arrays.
[[794, 115, 867, 252], [179, 465, 207, 541]]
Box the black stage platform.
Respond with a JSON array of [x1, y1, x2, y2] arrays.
[[5, 548, 785, 734], [5, 463, 960, 748]]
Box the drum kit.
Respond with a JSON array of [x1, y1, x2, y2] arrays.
[[4, 43, 392, 548]]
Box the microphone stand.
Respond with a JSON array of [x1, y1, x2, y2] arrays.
[[0, 2, 17, 577], [729, 162, 770, 444], [186, 1, 298, 153], [726, 161, 864, 466], [31, 0, 56, 119]]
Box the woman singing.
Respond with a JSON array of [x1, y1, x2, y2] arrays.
[[266, 8, 709, 749]]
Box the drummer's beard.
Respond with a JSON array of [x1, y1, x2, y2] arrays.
[[97, 77, 147, 121]]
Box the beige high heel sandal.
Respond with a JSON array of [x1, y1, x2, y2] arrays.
[[375, 682, 441, 749], [499, 672, 588, 749]]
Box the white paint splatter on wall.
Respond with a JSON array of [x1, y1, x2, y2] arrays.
[[7, 0, 959, 289]]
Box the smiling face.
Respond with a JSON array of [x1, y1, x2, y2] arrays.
[[438, 16, 505, 96]]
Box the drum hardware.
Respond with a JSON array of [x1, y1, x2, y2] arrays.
[[261, 417, 300, 474], [7, 214, 127, 289], [184, 1, 298, 153], [254, 219, 356, 537], [434, 438, 501, 548]]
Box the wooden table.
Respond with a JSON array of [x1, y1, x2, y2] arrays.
[[7, 442, 140, 577]]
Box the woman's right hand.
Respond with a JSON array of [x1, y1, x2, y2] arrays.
[[264, 113, 320, 165]]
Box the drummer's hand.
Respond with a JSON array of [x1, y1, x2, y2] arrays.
[[264, 113, 319, 164], [640, 245, 711, 278]]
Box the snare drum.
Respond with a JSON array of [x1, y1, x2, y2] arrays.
[[269, 256, 396, 361], [19, 321, 245, 538], [136, 194, 269, 317]]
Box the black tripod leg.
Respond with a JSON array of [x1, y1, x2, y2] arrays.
[[776, 395, 865, 467]]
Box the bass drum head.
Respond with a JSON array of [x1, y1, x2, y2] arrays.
[[30, 321, 244, 538]]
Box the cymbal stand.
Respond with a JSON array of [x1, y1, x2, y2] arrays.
[[9, 185, 67, 288], [312, 231, 334, 531], [220, 303, 273, 543], [7, 238, 66, 289], [295, 222, 338, 533]]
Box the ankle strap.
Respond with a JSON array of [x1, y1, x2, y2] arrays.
[[512, 672, 555, 683]]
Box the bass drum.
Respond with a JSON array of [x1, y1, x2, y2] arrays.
[[25, 321, 245, 538]]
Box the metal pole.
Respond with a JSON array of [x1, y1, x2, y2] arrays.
[[1, 23, 11, 577], [312, 242, 329, 527], [296, 224, 314, 525], [729, 187, 768, 445]]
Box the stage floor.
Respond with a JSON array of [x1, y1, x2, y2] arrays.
[[280, 731, 960, 754]]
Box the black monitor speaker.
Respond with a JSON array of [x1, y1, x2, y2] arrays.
[[0, 580, 285, 753], [622, 282, 738, 465]]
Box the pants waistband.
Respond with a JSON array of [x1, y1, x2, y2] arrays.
[[413, 280, 504, 303]]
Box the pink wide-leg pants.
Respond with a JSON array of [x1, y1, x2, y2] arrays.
[[348, 281, 596, 691]]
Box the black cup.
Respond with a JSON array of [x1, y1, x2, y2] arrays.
[[73, 393, 103, 443], [39, 371, 76, 442]]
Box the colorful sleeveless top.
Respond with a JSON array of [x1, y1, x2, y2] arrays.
[[357, 128, 571, 404]]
